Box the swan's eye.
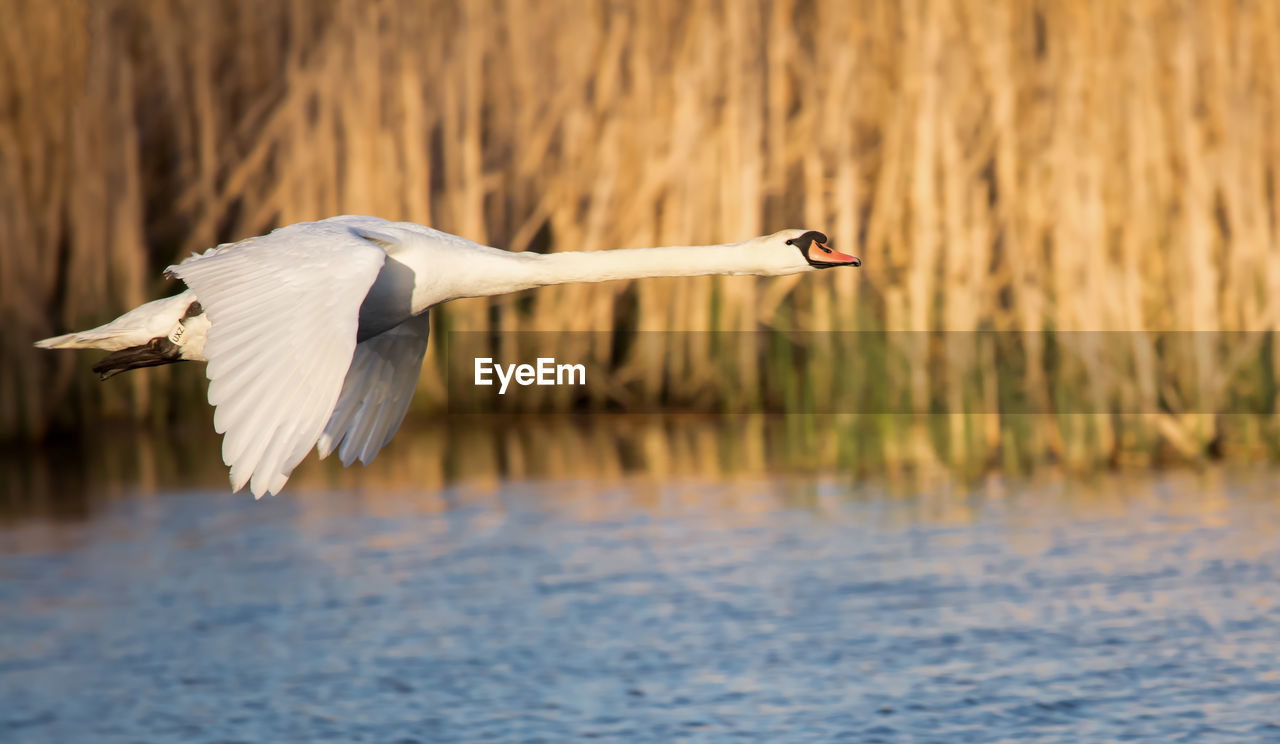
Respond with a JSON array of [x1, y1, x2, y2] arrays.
[[786, 231, 830, 252]]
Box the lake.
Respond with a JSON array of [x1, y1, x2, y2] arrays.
[[3, 417, 1280, 742]]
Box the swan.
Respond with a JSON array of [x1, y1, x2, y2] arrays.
[[36, 215, 861, 497]]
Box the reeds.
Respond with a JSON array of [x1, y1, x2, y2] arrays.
[[3, 0, 1279, 471]]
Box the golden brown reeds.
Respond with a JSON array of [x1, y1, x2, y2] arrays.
[[3, 0, 1279, 471]]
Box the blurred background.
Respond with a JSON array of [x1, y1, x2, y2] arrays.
[[5, 2, 1280, 741], [4, 0, 1280, 477]]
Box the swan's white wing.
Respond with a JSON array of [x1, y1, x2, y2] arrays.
[[317, 312, 430, 467], [168, 222, 387, 498]]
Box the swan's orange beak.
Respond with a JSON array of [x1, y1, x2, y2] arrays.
[[809, 242, 861, 267]]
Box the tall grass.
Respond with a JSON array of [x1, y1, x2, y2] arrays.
[[3, 0, 1279, 471]]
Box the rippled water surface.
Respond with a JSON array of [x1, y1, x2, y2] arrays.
[[3, 424, 1280, 742]]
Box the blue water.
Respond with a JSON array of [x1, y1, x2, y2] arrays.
[[3, 464, 1280, 742]]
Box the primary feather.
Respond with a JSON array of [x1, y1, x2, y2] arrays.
[[168, 219, 387, 497]]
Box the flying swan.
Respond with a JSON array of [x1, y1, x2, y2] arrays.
[[36, 216, 861, 497]]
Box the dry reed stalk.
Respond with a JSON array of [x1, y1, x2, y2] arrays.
[[4, 0, 1280, 472]]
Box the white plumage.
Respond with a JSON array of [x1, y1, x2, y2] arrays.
[[169, 220, 387, 497], [317, 312, 431, 467], [37, 215, 859, 498]]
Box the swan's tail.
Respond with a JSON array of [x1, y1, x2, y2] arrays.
[[37, 328, 181, 379], [36, 328, 139, 351], [35, 291, 207, 379]]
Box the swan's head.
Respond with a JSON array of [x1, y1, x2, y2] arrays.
[[751, 229, 861, 275]]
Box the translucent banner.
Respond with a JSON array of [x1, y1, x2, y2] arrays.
[[439, 331, 1279, 414]]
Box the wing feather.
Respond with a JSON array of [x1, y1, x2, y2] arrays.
[[168, 220, 388, 498], [317, 312, 431, 467]]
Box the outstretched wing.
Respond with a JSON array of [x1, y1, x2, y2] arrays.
[[317, 312, 431, 467], [168, 220, 388, 498]]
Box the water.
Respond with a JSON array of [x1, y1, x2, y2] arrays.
[[3, 420, 1280, 742]]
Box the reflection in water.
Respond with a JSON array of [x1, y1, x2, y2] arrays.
[[6, 415, 1270, 524], [2, 415, 911, 521], [2, 418, 1280, 741]]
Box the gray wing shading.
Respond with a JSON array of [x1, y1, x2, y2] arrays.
[[316, 312, 431, 467], [167, 220, 388, 498]]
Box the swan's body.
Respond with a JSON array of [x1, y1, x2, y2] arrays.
[[37, 215, 860, 497]]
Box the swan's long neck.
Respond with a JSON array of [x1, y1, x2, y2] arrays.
[[444, 241, 763, 302]]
